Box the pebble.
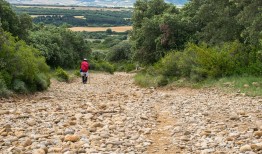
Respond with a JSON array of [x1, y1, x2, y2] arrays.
[[240, 145, 252, 152], [0, 73, 261, 154], [64, 135, 80, 142]]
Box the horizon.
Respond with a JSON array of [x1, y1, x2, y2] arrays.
[[6, 0, 186, 7]]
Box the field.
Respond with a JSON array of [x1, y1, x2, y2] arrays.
[[15, 5, 132, 11], [69, 26, 132, 32]]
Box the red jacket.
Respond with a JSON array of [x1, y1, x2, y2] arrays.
[[81, 61, 89, 72]]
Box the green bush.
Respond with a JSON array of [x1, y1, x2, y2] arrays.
[[90, 60, 115, 74], [107, 41, 132, 62], [0, 77, 12, 97], [154, 51, 181, 77], [55, 67, 70, 82], [135, 41, 261, 87], [134, 73, 167, 87], [93, 40, 102, 43], [74, 69, 81, 77], [13, 79, 28, 93], [0, 71, 12, 89], [114, 62, 136, 72], [35, 73, 50, 90], [98, 61, 115, 74], [0, 30, 50, 94]]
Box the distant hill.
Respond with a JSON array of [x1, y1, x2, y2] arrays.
[[6, 0, 188, 7]]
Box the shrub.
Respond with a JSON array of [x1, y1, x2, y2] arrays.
[[134, 73, 167, 87], [107, 41, 132, 62], [90, 60, 115, 74], [114, 62, 136, 72], [122, 63, 136, 72], [99, 61, 115, 74], [93, 40, 102, 43], [154, 51, 181, 77], [0, 77, 12, 97], [135, 41, 254, 87], [13, 79, 28, 93], [0, 30, 50, 94], [35, 73, 50, 90], [0, 71, 12, 89], [55, 67, 69, 82], [74, 69, 81, 77]]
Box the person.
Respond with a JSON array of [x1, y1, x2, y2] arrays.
[[80, 58, 89, 84]]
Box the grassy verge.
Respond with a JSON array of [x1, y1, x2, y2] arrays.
[[209, 76, 262, 96], [135, 73, 262, 96]]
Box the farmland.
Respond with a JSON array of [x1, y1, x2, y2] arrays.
[[12, 4, 132, 27], [15, 5, 132, 11], [69, 26, 132, 32]]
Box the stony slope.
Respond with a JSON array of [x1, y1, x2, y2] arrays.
[[0, 72, 261, 153]]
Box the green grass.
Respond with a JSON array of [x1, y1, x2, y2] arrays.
[[134, 73, 161, 87], [135, 73, 262, 96], [134, 73, 173, 87], [210, 76, 262, 96], [177, 76, 262, 96]]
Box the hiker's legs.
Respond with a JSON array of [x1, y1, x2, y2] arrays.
[[82, 76, 85, 83], [81, 72, 88, 84], [84, 74, 87, 83], [81, 72, 85, 84]]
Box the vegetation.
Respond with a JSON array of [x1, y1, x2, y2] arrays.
[[0, 0, 33, 40], [1, 0, 262, 97], [0, 28, 50, 96], [131, 0, 262, 96], [12, 6, 132, 27], [55, 67, 70, 82], [28, 25, 91, 69]]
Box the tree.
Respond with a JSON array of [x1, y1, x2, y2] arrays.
[[106, 28, 113, 34], [0, 0, 32, 40], [28, 25, 91, 68], [107, 41, 132, 62], [183, 0, 243, 45], [131, 0, 185, 64], [235, 0, 262, 46]]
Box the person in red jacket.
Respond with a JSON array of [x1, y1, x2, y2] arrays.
[[80, 58, 89, 84]]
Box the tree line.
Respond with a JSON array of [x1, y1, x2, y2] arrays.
[[0, 0, 91, 96], [129, 0, 262, 84], [13, 6, 132, 26]]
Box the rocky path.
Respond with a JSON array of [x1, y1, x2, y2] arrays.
[[0, 73, 261, 154]]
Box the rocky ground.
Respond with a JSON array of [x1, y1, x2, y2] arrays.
[[0, 72, 261, 154]]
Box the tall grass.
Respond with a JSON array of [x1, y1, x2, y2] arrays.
[[213, 76, 262, 96]]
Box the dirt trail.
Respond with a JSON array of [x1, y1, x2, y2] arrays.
[[0, 73, 261, 153], [146, 103, 178, 153]]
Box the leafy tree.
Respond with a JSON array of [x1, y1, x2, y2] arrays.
[[0, 28, 50, 94], [182, 0, 261, 46], [107, 41, 132, 62], [0, 0, 32, 40], [183, 0, 243, 45], [235, 0, 262, 46], [131, 0, 187, 64], [28, 25, 91, 68]]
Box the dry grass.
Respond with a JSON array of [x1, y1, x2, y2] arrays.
[[74, 16, 86, 19], [30, 15, 63, 18], [69, 26, 132, 32]]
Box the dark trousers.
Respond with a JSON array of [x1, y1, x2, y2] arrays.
[[82, 74, 88, 84]]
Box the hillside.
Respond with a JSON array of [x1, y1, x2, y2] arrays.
[[1, 73, 261, 153], [6, 0, 188, 7]]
